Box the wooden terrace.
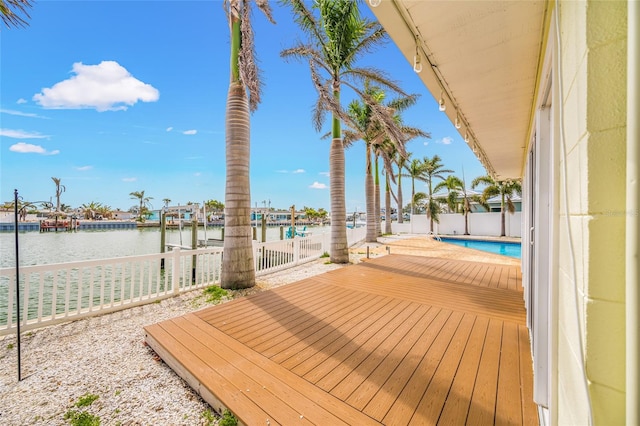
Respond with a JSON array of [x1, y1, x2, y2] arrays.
[[144, 254, 537, 425]]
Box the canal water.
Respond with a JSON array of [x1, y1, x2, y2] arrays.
[[0, 226, 326, 269]]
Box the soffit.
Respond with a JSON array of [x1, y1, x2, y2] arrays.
[[369, 0, 549, 180]]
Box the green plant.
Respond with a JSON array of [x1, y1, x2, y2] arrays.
[[203, 286, 228, 303], [219, 409, 238, 426], [201, 409, 217, 426], [324, 261, 332, 265], [63, 410, 100, 426], [114, 389, 121, 396], [75, 393, 99, 408], [320, 251, 330, 258], [7, 343, 14, 350]]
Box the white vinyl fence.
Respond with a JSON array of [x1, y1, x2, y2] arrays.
[[389, 212, 522, 238], [0, 227, 366, 335]]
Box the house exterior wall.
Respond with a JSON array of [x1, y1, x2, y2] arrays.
[[556, 1, 627, 424]]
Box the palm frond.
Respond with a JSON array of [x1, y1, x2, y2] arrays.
[[0, 0, 33, 29]]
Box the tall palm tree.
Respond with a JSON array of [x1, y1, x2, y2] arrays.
[[372, 96, 429, 234], [472, 175, 522, 237], [1, 0, 33, 29], [51, 177, 65, 213], [343, 82, 387, 242], [404, 158, 425, 220], [221, 0, 274, 289], [129, 190, 153, 222], [421, 155, 454, 233], [281, 0, 406, 263], [395, 151, 409, 223]]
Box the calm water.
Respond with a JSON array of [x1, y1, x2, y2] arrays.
[[0, 226, 325, 268], [440, 237, 522, 259]]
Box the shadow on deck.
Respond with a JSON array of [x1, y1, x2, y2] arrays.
[[144, 254, 537, 425]]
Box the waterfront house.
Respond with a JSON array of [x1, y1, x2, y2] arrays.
[[369, 1, 635, 424]]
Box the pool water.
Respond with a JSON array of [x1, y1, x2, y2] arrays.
[[440, 237, 521, 259]]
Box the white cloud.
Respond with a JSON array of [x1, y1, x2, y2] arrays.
[[17, 98, 27, 104], [309, 181, 327, 189], [319, 171, 330, 177], [438, 136, 453, 145], [0, 109, 48, 119], [183, 129, 197, 135], [194, 172, 202, 177], [75, 165, 93, 171], [292, 169, 305, 174], [166, 127, 173, 132], [32, 61, 159, 112], [276, 170, 288, 173], [0, 128, 49, 139], [122, 177, 137, 182], [9, 142, 59, 155], [423, 141, 429, 146]]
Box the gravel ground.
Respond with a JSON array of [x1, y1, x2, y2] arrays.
[[0, 234, 518, 425], [0, 255, 353, 426]]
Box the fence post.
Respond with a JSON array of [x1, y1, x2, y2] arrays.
[[172, 248, 181, 295], [293, 238, 300, 266]]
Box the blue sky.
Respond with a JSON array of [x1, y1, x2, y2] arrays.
[[0, 0, 486, 213]]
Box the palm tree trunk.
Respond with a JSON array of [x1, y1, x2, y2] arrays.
[[385, 174, 392, 234], [410, 178, 415, 219], [330, 85, 349, 263], [500, 193, 506, 237], [374, 156, 381, 237], [397, 165, 404, 224], [428, 181, 434, 233], [221, 84, 256, 288], [330, 137, 349, 262], [365, 143, 376, 242], [464, 211, 470, 235]]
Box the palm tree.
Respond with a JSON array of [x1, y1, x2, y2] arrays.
[[51, 177, 67, 222], [281, 0, 406, 263], [421, 155, 454, 233], [395, 151, 409, 223], [343, 82, 388, 242], [162, 198, 171, 208], [221, 0, 274, 289], [435, 175, 463, 213], [372, 96, 429, 234], [129, 190, 153, 222], [472, 175, 522, 237], [404, 158, 425, 220], [434, 174, 477, 235], [1, 0, 33, 29], [81, 201, 102, 220]]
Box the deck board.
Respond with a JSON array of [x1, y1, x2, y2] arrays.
[[144, 254, 537, 425]]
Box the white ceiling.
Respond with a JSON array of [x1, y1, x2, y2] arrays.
[[369, 0, 549, 180]]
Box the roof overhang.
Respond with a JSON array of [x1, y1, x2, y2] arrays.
[[369, 0, 550, 180]]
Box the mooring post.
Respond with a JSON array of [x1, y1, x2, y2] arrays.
[[13, 189, 22, 382], [160, 211, 166, 270], [261, 215, 267, 242], [191, 215, 197, 283]]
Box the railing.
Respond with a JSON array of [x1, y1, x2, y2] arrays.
[[0, 229, 367, 335], [0, 247, 223, 336]]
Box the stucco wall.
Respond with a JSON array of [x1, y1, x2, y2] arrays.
[[557, 1, 627, 424]]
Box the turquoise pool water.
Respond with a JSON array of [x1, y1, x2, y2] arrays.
[[440, 237, 521, 259]]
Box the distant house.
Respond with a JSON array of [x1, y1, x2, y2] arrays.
[[112, 211, 134, 221]]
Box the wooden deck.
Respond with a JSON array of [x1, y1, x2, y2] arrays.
[[144, 254, 537, 425]]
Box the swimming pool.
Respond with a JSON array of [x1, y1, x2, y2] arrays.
[[440, 237, 522, 258]]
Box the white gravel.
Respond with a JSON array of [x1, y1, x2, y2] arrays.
[[0, 257, 354, 426]]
